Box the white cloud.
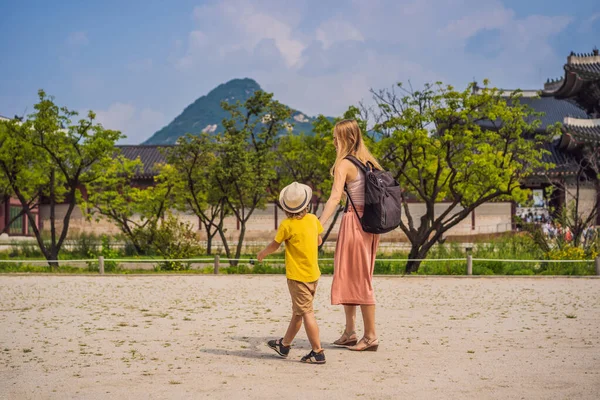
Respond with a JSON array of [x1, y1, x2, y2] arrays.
[[183, 0, 307, 68], [94, 103, 167, 144], [67, 31, 89, 47], [167, 0, 573, 120], [316, 19, 365, 49], [440, 7, 514, 40]]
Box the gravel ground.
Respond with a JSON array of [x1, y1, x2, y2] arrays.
[[0, 275, 599, 399]]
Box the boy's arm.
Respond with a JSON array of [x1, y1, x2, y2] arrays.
[[318, 236, 323, 246], [257, 240, 281, 262]]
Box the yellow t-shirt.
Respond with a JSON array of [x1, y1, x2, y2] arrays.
[[274, 213, 323, 282]]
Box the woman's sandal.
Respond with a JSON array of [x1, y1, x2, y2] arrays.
[[333, 330, 358, 347], [348, 337, 379, 352]]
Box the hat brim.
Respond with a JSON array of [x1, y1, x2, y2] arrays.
[[279, 183, 312, 214]]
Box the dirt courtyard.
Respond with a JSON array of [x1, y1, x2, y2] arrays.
[[0, 275, 599, 400]]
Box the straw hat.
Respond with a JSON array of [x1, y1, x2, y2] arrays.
[[279, 182, 312, 214]]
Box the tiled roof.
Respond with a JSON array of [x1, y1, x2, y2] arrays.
[[477, 96, 588, 133], [538, 141, 579, 176], [516, 97, 588, 131], [562, 118, 600, 144], [115, 145, 171, 179]]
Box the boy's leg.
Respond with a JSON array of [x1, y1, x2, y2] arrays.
[[302, 311, 322, 352], [282, 314, 303, 346]]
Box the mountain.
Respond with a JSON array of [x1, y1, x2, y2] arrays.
[[143, 78, 322, 144]]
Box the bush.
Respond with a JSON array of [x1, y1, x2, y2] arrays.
[[473, 265, 494, 275], [513, 269, 535, 275], [85, 235, 120, 272], [138, 213, 202, 271], [69, 232, 100, 257], [416, 261, 466, 275], [8, 241, 43, 258]]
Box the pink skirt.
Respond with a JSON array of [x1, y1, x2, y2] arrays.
[[331, 206, 380, 305]]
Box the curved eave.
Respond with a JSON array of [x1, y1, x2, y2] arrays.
[[541, 69, 586, 99], [561, 118, 600, 145]]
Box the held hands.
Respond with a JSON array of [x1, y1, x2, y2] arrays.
[[257, 250, 266, 262]]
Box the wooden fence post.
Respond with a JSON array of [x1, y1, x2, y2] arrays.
[[98, 256, 104, 275], [595, 256, 600, 276], [214, 255, 220, 275], [466, 254, 473, 276]]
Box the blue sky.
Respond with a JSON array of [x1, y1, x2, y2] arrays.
[[1, 0, 598, 144]]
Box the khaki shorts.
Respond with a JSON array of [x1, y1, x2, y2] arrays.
[[287, 279, 318, 316]]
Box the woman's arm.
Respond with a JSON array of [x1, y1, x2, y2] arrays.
[[319, 161, 350, 225]]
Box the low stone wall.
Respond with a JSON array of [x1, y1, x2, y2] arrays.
[[38, 202, 513, 243]]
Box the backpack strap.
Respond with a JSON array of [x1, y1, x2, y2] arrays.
[[344, 155, 369, 172], [343, 156, 365, 217]]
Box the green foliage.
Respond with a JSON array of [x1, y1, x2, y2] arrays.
[[7, 241, 43, 258], [0, 90, 124, 267], [213, 90, 292, 263], [163, 134, 226, 255], [369, 81, 552, 273], [69, 232, 101, 258], [84, 154, 175, 255], [138, 213, 202, 271], [221, 262, 286, 274]]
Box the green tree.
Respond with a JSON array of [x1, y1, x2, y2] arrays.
[[370, 81, 552, 273], [0, 90, 123, 268], [214, 90, 291, 264], [163, 134, 227, 255], [274, 109, 367, 245], [83, 155, 174, 254]]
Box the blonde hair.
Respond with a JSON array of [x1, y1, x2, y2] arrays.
[[331, 119, 382, 176], [285, 207, 308, 220]]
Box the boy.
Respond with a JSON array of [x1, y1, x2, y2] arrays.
[[257, 182, 325, 364]]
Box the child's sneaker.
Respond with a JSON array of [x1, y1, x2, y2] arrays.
[[300, 349, 326, 364], [266, 338, 290, 358]]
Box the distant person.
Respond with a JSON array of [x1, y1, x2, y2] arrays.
[[319, 119, 381, 352], [258, 182, 326, 364]]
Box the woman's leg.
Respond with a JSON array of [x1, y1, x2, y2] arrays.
[[360, 304, 376, 340], [344, 305, 357, 334]]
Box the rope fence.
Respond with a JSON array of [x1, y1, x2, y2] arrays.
[[0, 254, 599, 276]]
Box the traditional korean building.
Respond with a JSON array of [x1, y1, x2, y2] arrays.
[[0, 114, 42, 236], [115, 145, 170, 187], [517, 48, 600, 223]]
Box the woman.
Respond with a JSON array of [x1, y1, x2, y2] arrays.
[[319, 119, 381, 352]]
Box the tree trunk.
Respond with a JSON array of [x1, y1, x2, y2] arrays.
[[203, 223, 220, 256], [48, 248, 59, 271], [405, 245, 426, 274], [206, 235, 212, 256], [216, 224, 231, 261], [231, 223, 246, 267]]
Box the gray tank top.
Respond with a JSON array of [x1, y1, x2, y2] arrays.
[[346, 168, 365, 206]]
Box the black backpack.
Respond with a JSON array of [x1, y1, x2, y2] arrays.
[[344, 156, 402, 234]]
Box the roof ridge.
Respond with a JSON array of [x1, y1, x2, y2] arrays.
[[568, 48, 600, 64], [563, 117, 600, 127]]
